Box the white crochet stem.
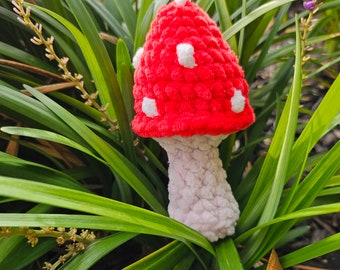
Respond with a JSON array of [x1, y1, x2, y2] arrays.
[[156, 135, 239, 242]]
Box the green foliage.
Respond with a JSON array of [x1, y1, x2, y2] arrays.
[[0, 0, 339, 269]]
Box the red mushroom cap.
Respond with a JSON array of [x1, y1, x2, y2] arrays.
[[132, 0, 255, 138]]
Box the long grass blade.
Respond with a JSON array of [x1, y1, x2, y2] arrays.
[[23, 84, 166, 213], [85, 0, 134, 51], [0, 151, 87, 191], [223, 0, 295, 40], [1, 127, 105, 164], [124, 241, 191, 270], [61, 233, 137, 270], [238, 15, 303, 267], [257, 14, 302, 224], [215, 238, 243, 270], [0, 238, 55, 270], [237, 202, 340, 244], [112, 0, 137, 39], [238, 16, 302, 231], [214, 0, 237, 53], [0, 85, 82, 143], [0, 177, 214, 254], [134, 0, 154, 50], [280, 232, 340, 268], [288, 73, 340, 178]]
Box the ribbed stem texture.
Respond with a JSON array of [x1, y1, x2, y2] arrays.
[[156, 135, 239, 242]]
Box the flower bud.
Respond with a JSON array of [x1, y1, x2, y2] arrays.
[[303, 0, 315, 11]]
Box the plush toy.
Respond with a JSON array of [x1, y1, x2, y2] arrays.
[[132, 0, 255, 242]]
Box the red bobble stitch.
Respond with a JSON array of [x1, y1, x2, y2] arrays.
[[181, 83, 196, 100], [196, 66, 214, 81], [170, 66, 184, 81], [194, 82, 212, 100], [184, 69, 199, 82], [165, 81, 183, 100]]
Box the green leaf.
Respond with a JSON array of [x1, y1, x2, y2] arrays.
[[238, 15, 302, 231], [112, 0, 137, 39], [223, 0, 295, 40], [134, 0, 154, 50], [22, 84, 166, 214], [214, 0, 237, 53], [245, 3, 290, 81], [237, 16, 303, 267], [61, 233, 137, 270], [50, 92, 104, 124], [0, 238, 56, 270], [65, 0, 136, 160], [248, 34, 340, 71], [1, 127, 105, 164], [287, 139, 340, 212], [28, 6, 96, 93], [153, 0, 168, 13], [240, 7, 277, 65], [62, 0, 119, 118], [124, 241, 191, 270], [0, 151, 87, 191], [30, 2, 132, 148], [0, 42, 57, 73], [0, 85, 83, 143], [116, 39, 135, 124], [40, 0, 67, 18], [197, 0, 214, 11], [289, 73, 340, 178], [0, 177, 214, 255], [276, 226, 310, 248], [0, 237, 26, 267], [280, 232, 340, 268], [85, 0, 134, 51], [0, 204, 56, 270], [237, 202, 340, 244], [231, 55, 294, 197], [173, 254, 196, 270], [258, 14, 302, 224], [215, 238, 243, 270]]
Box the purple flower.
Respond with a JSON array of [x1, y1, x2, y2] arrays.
[[303, 0, 315, 11]]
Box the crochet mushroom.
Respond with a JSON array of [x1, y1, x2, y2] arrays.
[[132, 0, 255, 242]]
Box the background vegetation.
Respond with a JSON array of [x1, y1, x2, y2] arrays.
[[0, 0, 339, 269]]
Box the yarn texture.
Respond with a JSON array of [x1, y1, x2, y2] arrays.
[[132, 0, 255, 138], [156, 135, 240, 242], [131, 0, 255, 242]]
